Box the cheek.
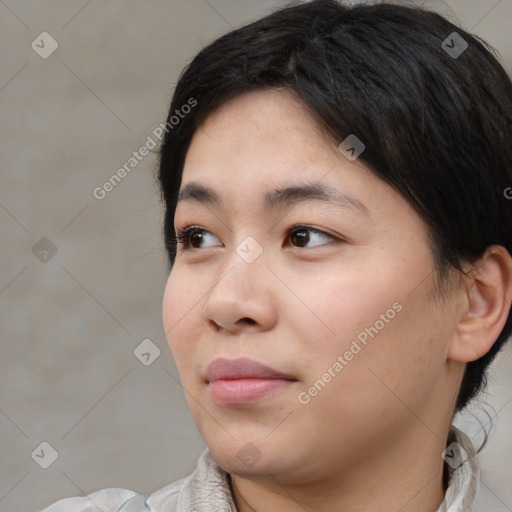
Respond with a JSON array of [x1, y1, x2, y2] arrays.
[[284, 262, 401, 352], [335, 291, 449, 414], [162, 271, 202, 370], [296, 304, 444, 440], [162, 273, 180, 346], [292, 258, 446, 391]]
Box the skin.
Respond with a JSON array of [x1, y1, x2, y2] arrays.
[[162, 89, 512, 512]]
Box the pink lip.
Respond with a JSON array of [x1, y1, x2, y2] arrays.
[[205, 357, 295, 381], [205, 358, 297, 405]]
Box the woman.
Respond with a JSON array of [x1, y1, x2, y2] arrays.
[[42, 0, 512, 510]]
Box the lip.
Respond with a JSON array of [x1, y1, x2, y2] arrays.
[[205, 357, 296, 382], [205, 357, 297, 405]]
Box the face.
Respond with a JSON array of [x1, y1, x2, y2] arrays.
[[162, 89, 460, 482]]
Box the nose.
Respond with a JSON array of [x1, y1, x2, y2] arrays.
[[201, 250, 278, 334]]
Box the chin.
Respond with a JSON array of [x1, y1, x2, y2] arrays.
[[206, 437, 297, 480]]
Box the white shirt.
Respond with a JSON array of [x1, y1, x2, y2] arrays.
[[41, 425, 486, 512]]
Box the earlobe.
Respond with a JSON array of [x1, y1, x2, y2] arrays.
[[448, 245, 512, 363]]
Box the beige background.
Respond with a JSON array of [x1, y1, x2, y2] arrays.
[[0, 1, 511, 511]]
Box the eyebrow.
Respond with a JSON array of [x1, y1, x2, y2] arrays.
[[176, 180, 368, 215]]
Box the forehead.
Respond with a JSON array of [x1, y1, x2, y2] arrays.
[[178, 89, 422, 235], [181, 90, 370, 197], [185, 89, 333, 166]]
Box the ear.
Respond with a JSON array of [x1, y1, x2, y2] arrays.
[[448, 245, 512, 363]]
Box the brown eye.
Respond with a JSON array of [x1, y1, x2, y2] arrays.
[[175, 224, 340, 251], [175, 227, 221, 250], [289, 228, 310, 247], [287, 225, 338, 248], [188, 230, 205, 248]]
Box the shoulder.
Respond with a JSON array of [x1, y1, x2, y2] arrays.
[[39, 482, 184, 512], [39, 488, 139, 512], [39, 480, 185, 512], [39, 449, 232, 512]]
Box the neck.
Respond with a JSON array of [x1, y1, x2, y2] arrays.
[[229, 426, 450, 512]]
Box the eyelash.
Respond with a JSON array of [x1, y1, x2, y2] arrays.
[[174, 224, 342, 251]]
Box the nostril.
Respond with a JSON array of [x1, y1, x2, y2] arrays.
[[242, 317, 256, 325]]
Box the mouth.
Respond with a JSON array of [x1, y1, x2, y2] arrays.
[[204, 357, 298, 405]]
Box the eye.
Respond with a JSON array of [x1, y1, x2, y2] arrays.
[[175, 226, 221, 250], [286, 224, 339, 248], [175, 224, 341, 251]]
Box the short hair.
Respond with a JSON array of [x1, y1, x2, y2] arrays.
[[157, 0, 512, 414]]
